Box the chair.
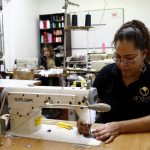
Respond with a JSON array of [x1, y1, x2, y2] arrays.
[[13, 68, 34, 80]]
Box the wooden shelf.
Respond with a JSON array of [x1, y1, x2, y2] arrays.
[[66, 67, 97, 73], [66, 61, 86, 63], [64, 26, 94, 30]]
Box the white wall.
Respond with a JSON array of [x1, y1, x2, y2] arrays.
[[2, 0, 150, 70], [39, 0, 150, 56], [38, 0, 150, 27], [2, 0, 40, 71], [39, 0, 64, 14]]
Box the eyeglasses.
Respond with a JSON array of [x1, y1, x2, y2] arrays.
[[112, 51, 142, 65]]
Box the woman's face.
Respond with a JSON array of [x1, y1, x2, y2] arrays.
[[43, 47, 51, 58], [114, 40, 146, 78]]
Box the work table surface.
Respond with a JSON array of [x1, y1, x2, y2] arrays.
[[0, 79, 41, 89], [0, 119, 150, 150]]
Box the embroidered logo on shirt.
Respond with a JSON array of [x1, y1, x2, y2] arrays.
[[139, 87, 149, 96]]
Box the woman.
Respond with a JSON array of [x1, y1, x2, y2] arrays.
[[40, 44, 55, 70], [40, 44, 60, 86], [77, 20, 150, 143]]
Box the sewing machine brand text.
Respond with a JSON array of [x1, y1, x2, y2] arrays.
[[15, 98, 33, 102]]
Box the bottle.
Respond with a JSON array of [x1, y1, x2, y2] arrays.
[[102, 42, 106, 53]]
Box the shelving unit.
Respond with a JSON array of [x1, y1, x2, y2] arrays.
[[39, 13, 71, 66], [64, 26, 94, 30], [0, 11, 4, 60]]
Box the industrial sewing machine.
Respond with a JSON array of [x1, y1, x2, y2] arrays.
[[5, 86, 110, 134]]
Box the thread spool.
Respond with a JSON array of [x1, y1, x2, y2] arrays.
[[43, 32, 48, 43], [85, 14, 91, 26], [40, 20, 43, 29], [47, 20, 50, 29], [43, 20, 47, 29], [72, 14, 78, 26]]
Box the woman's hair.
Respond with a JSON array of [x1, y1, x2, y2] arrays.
[[113, 20, 150, 63], [42, 44, 54, 59]]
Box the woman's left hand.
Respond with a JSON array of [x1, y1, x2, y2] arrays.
[[92, 122, 121, 144]]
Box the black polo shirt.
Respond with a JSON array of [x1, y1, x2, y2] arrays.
[[93, 63, 150, 123]]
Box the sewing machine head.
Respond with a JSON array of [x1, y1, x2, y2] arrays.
[[7, 86, 100, 134]]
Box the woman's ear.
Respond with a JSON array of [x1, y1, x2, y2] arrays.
[[143, 49, 148, 54], [143, 49, 148, 59]]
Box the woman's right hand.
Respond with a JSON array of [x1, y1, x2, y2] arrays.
[[39, 66, 45, 70]]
